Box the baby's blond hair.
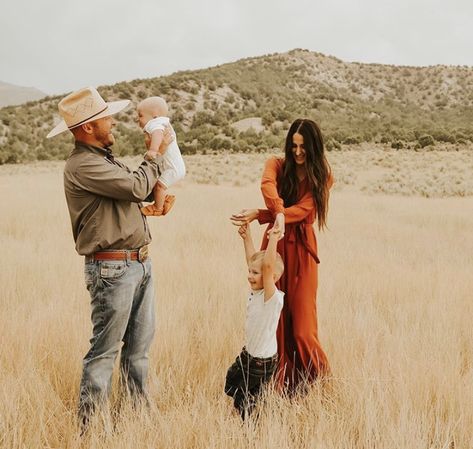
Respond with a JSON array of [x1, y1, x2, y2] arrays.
[[249, 251, 284, 281], [137, 96, 169, 117]]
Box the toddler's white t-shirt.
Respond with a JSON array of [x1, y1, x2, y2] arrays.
[[245, 289, 284, 358]]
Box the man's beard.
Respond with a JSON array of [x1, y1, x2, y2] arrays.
[[99, 131, 114, 147], [91, 124, 114, 147], [104, 134, 115, 147]]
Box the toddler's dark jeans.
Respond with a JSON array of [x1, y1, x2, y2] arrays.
[[224, 347, 277, 420]]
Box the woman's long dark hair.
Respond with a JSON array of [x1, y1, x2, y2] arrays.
[[279, 118, 331, 230]]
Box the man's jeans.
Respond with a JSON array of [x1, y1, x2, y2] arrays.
[[79, 257, 155, 423]]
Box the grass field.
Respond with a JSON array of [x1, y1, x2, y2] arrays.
[[1, 150, 473, 448]]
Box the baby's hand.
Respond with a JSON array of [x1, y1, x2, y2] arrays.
[[238, 223, 249, 239]]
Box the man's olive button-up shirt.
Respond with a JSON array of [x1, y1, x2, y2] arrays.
[[63, 141, 161, 256]]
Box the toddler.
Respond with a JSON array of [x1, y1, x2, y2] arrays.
[[224, 220, 284, 419]]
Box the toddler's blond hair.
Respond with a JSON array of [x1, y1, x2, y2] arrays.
[[249, 251, 284, 280]]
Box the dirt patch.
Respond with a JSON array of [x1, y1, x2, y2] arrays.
[[231, 117, 264, 133]]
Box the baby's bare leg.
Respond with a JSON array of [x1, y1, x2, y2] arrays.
[[154, 181, 166, 211], [141, 181, 175, 217]]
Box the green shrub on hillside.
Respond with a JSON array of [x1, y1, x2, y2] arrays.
[[418, 135, 435, 148], [2, 49, 473, 164]]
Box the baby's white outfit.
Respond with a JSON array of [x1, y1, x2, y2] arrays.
[[144, 117, 186, 188], [245, 288, 284, 358]]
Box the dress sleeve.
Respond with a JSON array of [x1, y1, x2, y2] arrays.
[[260, 157, 315, 224], [261, 157, 285, 214], [257, 209, 273, 224]]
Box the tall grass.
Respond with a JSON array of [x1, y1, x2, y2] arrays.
[[1, 160, 472, 448]]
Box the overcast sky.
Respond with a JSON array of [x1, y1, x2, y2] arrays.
[[1, 0, 472, 95]]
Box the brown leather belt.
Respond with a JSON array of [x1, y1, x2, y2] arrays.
[[85, 245, 149, 263]]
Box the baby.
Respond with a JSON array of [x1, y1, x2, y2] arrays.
[[224, 220, 285, 420], [137, 96, 186, 216]]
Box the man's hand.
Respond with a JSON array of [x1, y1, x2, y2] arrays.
[[230, 209, 259, 226], [159, 125, 174, 155], [144, 133, 152, 150], [143, 133, 160, 161]]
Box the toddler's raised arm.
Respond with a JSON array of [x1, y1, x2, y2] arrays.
[[238, 223, 256, 267], [262, 224, 282, 301]]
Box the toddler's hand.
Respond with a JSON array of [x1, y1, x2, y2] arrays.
[[267, 226, 282, 240], [270, 212, 285, 240], [238, 223, 249, 239]]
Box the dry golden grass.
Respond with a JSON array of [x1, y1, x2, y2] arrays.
[[1, 152, 473, 448], [2, 145, 472, 197]]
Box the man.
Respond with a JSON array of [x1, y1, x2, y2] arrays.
[[47, 86, 169, 428]]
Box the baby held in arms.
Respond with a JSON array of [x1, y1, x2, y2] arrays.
[[137, 96, 186, 216]]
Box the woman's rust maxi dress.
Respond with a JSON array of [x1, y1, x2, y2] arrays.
[[258, 157, 330, 391]]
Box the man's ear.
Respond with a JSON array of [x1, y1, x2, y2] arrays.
[[82, 122, 94, 135]]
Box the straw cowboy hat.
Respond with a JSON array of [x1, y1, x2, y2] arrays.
[[47, 86, 130, 138]]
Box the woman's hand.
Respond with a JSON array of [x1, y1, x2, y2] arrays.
[[230, 209, 259, 226]]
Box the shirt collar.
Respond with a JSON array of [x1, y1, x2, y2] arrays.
[[74, 141, 114, 162], [249, 288, 264, 296]]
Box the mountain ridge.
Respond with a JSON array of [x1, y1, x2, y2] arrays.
[[1, 49, 472, 164], [0, 81, 47, 108]]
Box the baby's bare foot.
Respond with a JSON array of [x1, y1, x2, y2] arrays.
[[162, 195, 176, 215], [141, 203, 164, 216]]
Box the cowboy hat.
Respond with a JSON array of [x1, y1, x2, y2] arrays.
[[47, 86, 130, 138]]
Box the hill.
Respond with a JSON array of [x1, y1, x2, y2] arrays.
[[1, 49, 473, 164], [0, 81, 46, 108]]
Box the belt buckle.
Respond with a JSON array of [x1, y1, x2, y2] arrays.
[[138, 245, 149, 262]]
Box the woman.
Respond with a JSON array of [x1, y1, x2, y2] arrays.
[[231, 118, 332, 392]]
